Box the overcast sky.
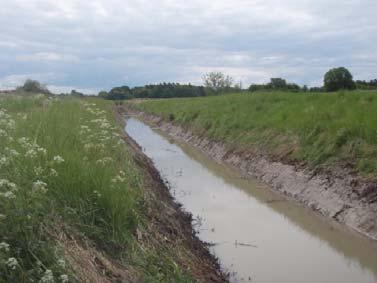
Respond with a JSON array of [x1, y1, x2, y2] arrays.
[[0, 0, 376, 93]]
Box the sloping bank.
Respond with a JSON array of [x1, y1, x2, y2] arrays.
[[114, 106, 228, 283], [0, 94, 226, 283], [125, 102, 377, 241]]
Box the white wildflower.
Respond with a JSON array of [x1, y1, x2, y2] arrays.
[[57, 259, 66, 269], [18, 137, 32, 148], [93, 190, 102, 197], [37, 147, 47, 155], [0, 179, 17, 191], [2, 191, 16, 199], [99, 136, 110, 142], [53, 155, 65, 164], [33, 180, 48, 193], [6, 257, 18, 270], [96, 157, 112, 165], [6, 119, 15, 130], [59, 274, 69, 283], [34, 166, 44, 176], [84, 143, 94, 151], [100, 130, 109, 136], [99, 121, 111, 129], [0, 179, 8, 187], [111, 172, 126, 184], [79, 125, 90, 135], [50, 168, 58, 177], [18, 137, 28, 144], [40, 269, 54, 283], [0, 156, 8, 167], [0, 129, 7, 137], [0, 242, 10, 252], [26, 149, 37, 158], [6, 148, 19, 157]]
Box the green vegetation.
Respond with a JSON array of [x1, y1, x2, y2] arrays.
[[249, 77, 301, 92], [0, 94, 193, 282], [16, 79, 51, 95], [324, 67, 356, 91], [134, 90, 377, 177], [355, 79, 377, 90], [100, 68, 377, 101], [100, 83, 206, 100]]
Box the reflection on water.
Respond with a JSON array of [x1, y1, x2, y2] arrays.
[[125, 118, 377, 283]]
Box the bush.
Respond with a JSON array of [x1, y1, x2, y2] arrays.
[[20, 79, 51, 94], [324, 67, 356, 92]]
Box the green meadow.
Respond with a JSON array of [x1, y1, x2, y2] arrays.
[[134, 91, 377, 177]]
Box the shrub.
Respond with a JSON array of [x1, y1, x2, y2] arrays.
[[20, 79, 51, 94], [324, 67, 356, 92]]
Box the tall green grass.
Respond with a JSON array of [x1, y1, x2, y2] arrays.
[[0, 95, 192, 282], [135, 91, 377, 177]]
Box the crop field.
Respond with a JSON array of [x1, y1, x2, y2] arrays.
[[0, 94, 192, 282], [134, 91, 377, 177]]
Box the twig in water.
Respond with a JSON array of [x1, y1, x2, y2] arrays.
[[234, 240, 258, 248]]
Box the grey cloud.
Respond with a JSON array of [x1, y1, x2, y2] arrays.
[[0, 0, 376, 93]]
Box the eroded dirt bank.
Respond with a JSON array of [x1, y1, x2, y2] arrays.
[[114, 106, 228, 283], [125, 107, 377, 241]]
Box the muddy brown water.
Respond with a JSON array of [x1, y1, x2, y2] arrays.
[[125, 118, 377, 283]]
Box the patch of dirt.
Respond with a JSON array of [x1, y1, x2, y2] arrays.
[[56, 229, 138, 283]]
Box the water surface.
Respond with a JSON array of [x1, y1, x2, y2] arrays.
[[125, 118, 377, 283]]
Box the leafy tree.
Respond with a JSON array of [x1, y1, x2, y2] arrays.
[[269, 78, 287, 89], [202, 72, 233, 92], [107, 85, 133, 100], [286, 83, 300, 92], [101, 83, 205, 100], [355, 79, 377, 90], [20, 79, 50, 94], [234, 80, 243, 92], [324, 67, 356, 91], [70, 90, 84, 97], [309, 87, 324, 92], [98, 91, 108, 98], [248, 78, 301, 92], [249, 84, 266, 92]]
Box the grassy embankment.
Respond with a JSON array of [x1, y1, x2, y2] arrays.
[[0, 94, 194, 282], [134, 91, 377, 178]]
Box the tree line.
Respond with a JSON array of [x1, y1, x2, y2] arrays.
[[248, 67, 377, 93], [100, 67, 377, 100], [10, 67, 376, 100], [99, 83, 207, 100]]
